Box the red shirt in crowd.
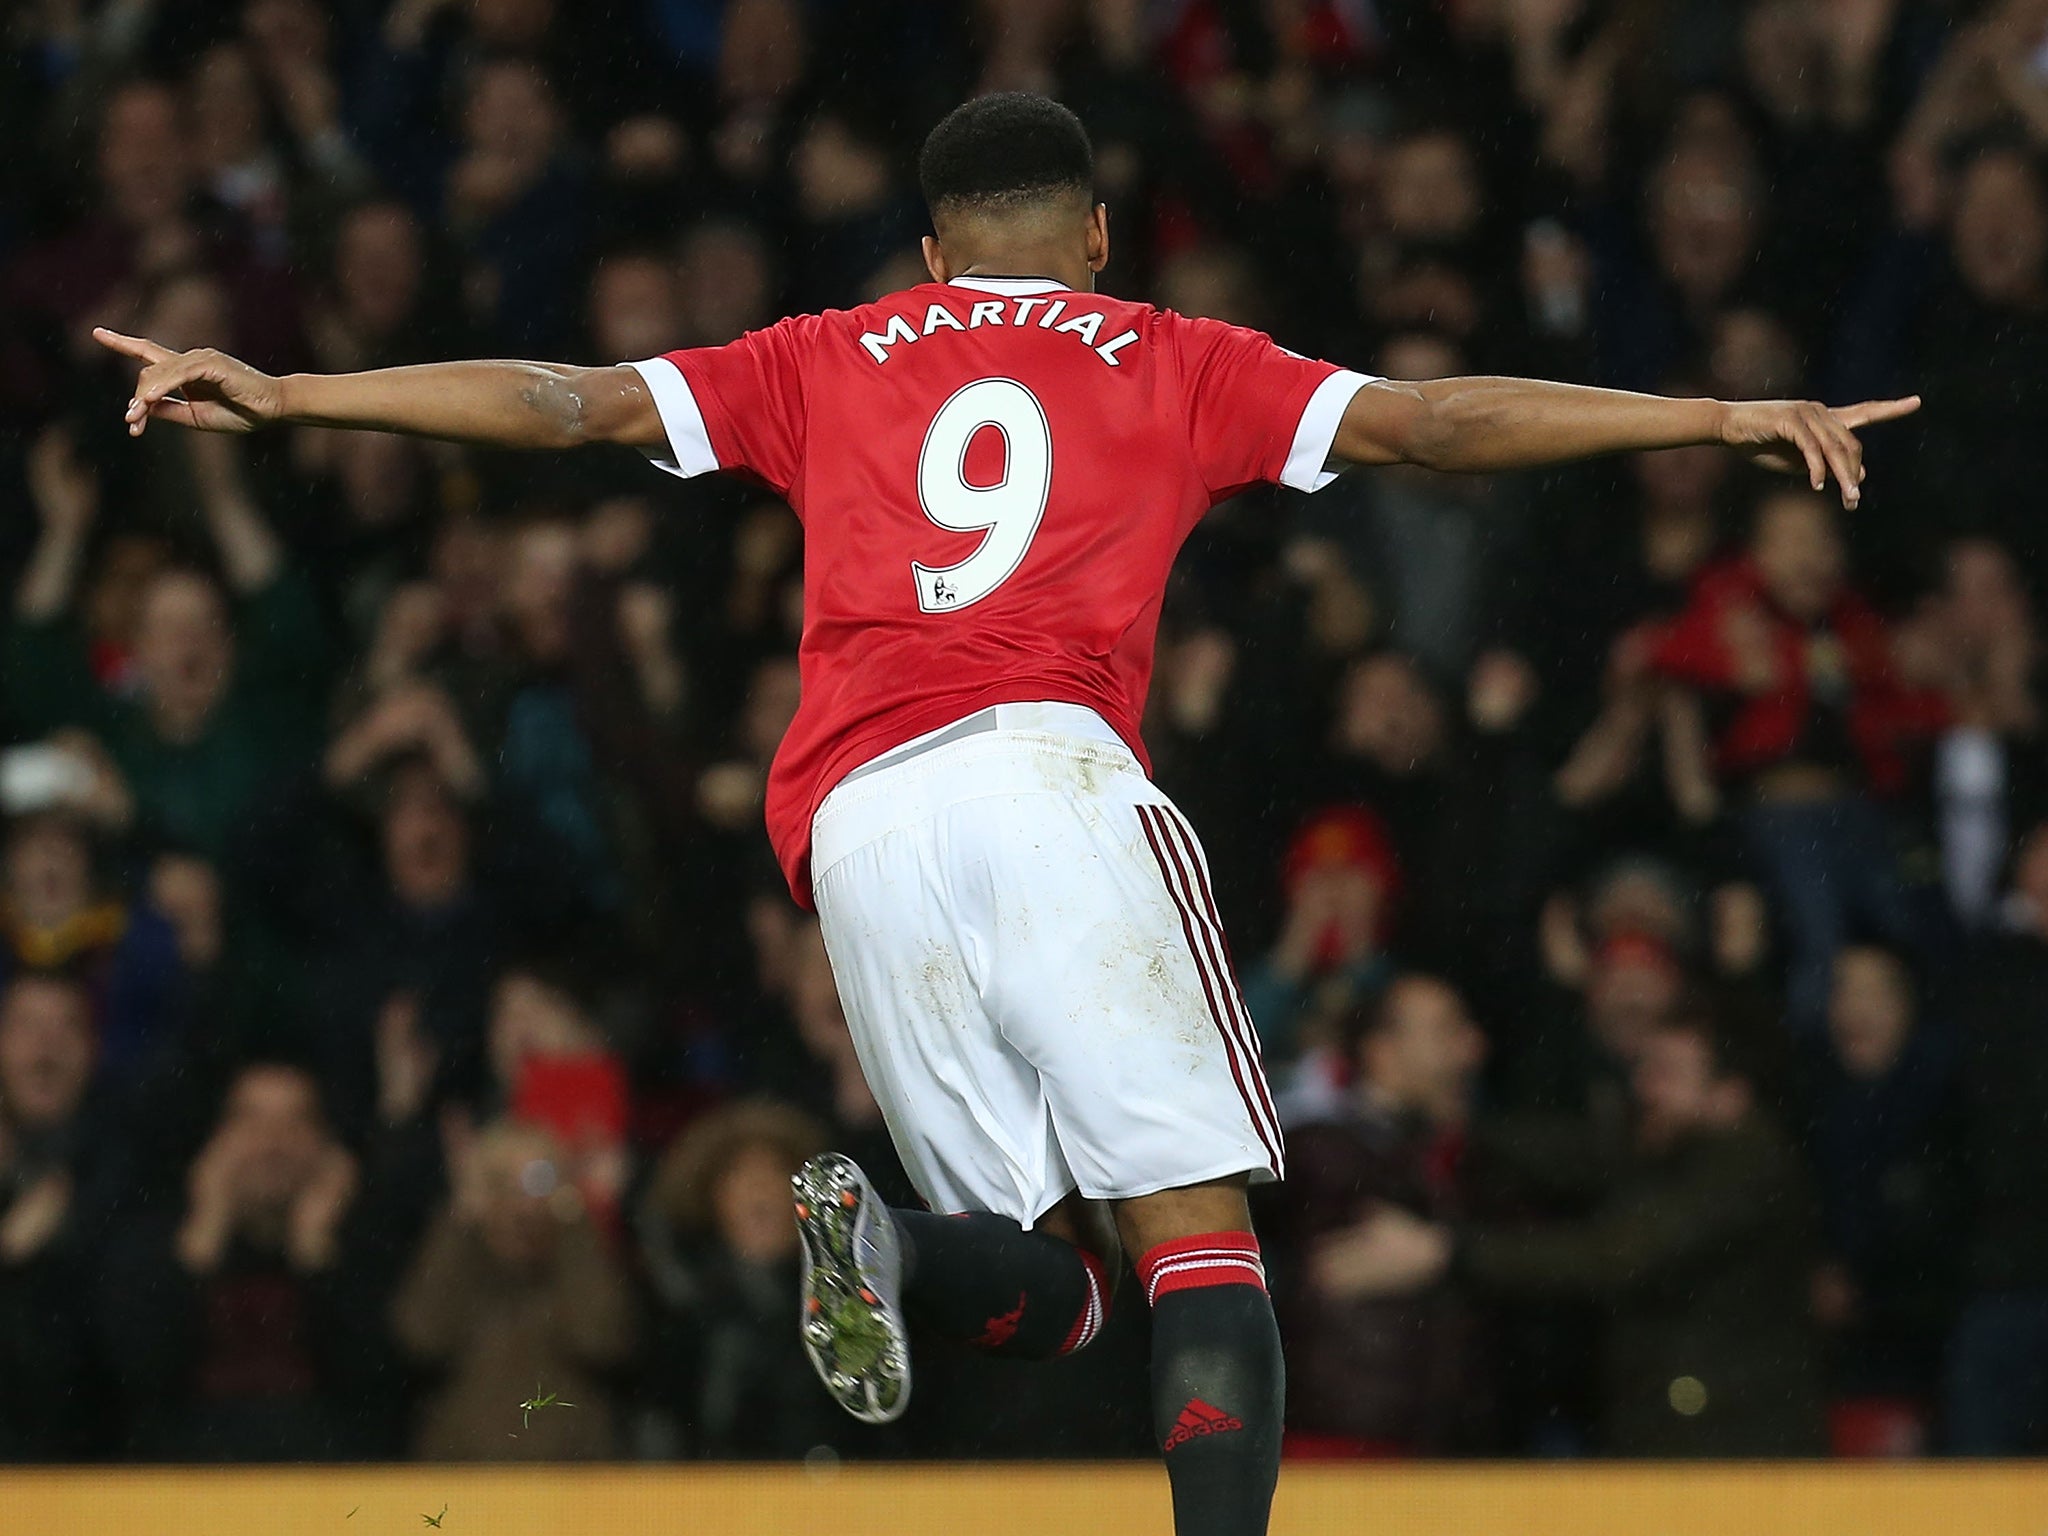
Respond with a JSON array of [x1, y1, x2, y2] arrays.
[[627, 276, 1372, 901], [1649, 556, 1948, 797]]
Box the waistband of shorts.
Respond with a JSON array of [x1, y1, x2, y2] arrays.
[[811, 705, 1141, 883], [838, 702, 1126, 786]]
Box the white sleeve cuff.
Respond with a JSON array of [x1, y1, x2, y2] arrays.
[[1280, 369, 1380, 493], [624, 356, 718, 478]]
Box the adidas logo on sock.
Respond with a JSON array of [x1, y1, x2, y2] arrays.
[[1164, 1397, 1244, 1452]]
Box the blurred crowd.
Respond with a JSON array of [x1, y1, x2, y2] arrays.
[[4, 0, 2048, 1465]]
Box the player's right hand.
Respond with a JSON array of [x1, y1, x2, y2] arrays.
[[93, 327, 283, 436]]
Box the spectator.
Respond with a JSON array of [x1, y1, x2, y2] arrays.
[[596, 106, 691, 245], [343, 515, 513, 717], [1898, 539, 2047, 931], [1547, 639, 1723, 853], [492, 515, 620, 907], [0, 973, 115, 1458], [99, 1062, 399, 1459], [1506, 862, 1695, 1121], [288, 425, 441, 643], [586, 250, 685, 364], [1342, 1011, 1827, 1457], [1242, 806, 1396, 1110], [2, 77, 302, 416], [1304, 654, 1452, 936], [483, 961, 631, 1226], [8, 432, 327, 863], [0, 806, 182, 1078], [1298, 331, 1524, 686], [3, 421, 170, 714], [1891, 144, 2048, 566], [1516, 412, 1731, 733], [306, 199, 461, 372], [1355, 127, 1503, 358], [1155, 244, 1263, 330], [560, 509, 695, 942], [1802, 946, 1963, 1453], [268, 696, 591, 1130], [674, 219, 777, 348], [1652, 490, 1946, 1027], [440, 60, 590, 353], [235, 0, 375, 221], [1268, 975, 1493, 1456], [1708, 306, 1805, 404], [1307, 646, 1556, 1001], [185, 38, 345, 262], [786, 108, 923, 312], [1733, 2, 1893, 344], [1947, 819, 2048, 1453], [1594, 138, 1765, 391], [636, 1098, 848, 1458], [391, 1117, 635, 1461], [350, 0, 659, 213]]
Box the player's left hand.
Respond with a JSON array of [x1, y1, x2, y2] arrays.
[[1718, 395, 1921, 510]]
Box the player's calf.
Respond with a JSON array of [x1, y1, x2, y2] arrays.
[[894, 1208, 1110, 1360], [1120, 1181, 1284, 1536]]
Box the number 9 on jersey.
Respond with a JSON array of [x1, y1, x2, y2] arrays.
[[912, 376, 1052, 613]]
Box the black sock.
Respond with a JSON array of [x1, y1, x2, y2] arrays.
[[892, 1210, 1107, 1360], [1140, 1234, 1284, 1536]]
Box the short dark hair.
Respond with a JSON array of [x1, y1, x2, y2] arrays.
[[496, 949, 603, 1019], [1340, 971, 1452, 1062], [919, 93, 1094, 220]]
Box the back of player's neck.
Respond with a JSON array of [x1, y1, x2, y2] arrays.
[[953, 258, 1088, 292]]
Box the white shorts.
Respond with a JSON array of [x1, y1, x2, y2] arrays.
[[810, 702, 1284, 1227]]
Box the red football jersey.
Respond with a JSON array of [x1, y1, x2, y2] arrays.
[[628, 275, 1372, 902]]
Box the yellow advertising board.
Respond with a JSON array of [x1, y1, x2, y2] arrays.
[[3, 1462, 2046, 1536]]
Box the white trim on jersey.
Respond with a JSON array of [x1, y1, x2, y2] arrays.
[[623, 356, 718, 479], [946, 276, 1069, 295], [1280, 368, 1380, 494]]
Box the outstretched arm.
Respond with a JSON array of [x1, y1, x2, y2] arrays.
[[93, 328, 665, 452], [1333, 377, 1921, 510]]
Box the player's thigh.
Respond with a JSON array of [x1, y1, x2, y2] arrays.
[[812, 826, 1068, 1222], [974, 790, 1285, 1198]]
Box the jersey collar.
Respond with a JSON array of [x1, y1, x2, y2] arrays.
[[946, 275, 1070, 295]]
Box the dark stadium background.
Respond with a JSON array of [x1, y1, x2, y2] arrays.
[[2, 0, 2048, 1478]]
